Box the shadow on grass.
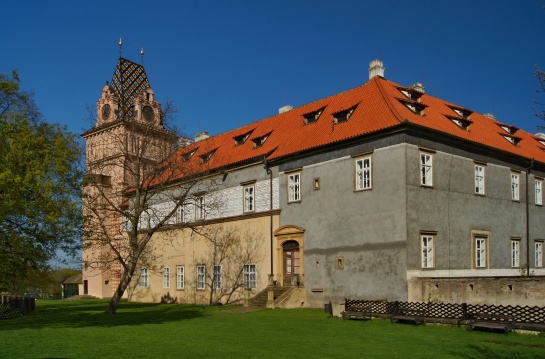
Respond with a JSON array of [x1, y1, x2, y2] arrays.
[[0, 299, 207, 330]]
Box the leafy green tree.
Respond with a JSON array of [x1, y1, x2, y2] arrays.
[[0, 70, 83, 292]]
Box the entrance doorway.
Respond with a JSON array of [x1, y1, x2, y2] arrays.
[[283, 240, 300, 286]]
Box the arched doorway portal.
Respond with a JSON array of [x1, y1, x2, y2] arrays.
[[283, 241, 300, 286], [274, 225, 305, 287]]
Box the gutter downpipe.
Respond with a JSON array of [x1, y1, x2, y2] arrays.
[[526, 158, 534, 277], [263, 156, 274, 281]]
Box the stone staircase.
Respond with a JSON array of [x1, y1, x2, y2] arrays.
[[250, 286, 291, 308]]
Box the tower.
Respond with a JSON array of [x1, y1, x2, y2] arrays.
[[81, 50, 177, 298]]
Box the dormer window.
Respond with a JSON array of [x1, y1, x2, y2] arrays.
[[333, 105, 357, 124], [502, 134, 521, 146], [448, 106, 472, 120], [399, 99, 426, 116], [234, 132, 252, 146], [182, 150, 196, 162], [496, 122, 518, 135], [200, 150, 216, 164], [303, 107, 326, 125], [446, 115, 472, 131], [253, 133, 270, 149], [398, 87, 423, 102]]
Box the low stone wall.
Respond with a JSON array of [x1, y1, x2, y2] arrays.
[[408, 276, 545, 307]]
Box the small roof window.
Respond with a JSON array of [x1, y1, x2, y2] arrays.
[[501, 134, 521, 146], [445, 115, 472, 131], [253, 133, 271, 149], [303, 106, 326, 125], [449, 106, 473, 120], [234, 131, 252, 146], [398, 87, 423, 102], [182, 149, 196, 162], [333, 105, 357, 124], [399, 99, 427, 116], [199, 149, 216, 164]]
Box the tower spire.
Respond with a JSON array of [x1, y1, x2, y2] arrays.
[[118, 38, 123, 58], [140, 48, 145, 66]]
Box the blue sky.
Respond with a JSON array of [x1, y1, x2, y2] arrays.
[[3, 1, 545, 139]]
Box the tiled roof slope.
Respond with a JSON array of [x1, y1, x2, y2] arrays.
[[162, 76, 544, 183]]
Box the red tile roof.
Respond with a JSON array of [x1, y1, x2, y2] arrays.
[[158, 76, 544, 184]]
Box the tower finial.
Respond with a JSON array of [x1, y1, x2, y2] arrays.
[[119, 37, 123, 58], [140, 48, 144, 66]]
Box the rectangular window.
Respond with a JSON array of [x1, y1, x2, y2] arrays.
[[213, 265, 222, 290], [420, 152, 433, 186], [195, 196, 205, 220], [355, 157, 372, 190], [536, 179, 543, 205], [244, 185, 255, 212], [176, 266, 185, 289], [511, 173, 520, 201], [140, 268, 149, 288], [511, 240, 520, 268], [176, 204, 186, 223], [243, 264, 257, 289], [288, 173, 301, 202], [475, 237, 488, 268], [536, 242, 543, 268], [163, 267, 170, 288], [197, 265, 206, 290], [475, 165, 485, 195], [421, 235, 434, 269]]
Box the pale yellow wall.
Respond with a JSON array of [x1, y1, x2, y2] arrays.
[[128, 214, 279, 304]]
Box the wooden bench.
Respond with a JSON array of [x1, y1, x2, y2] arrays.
[[390, 308, 426, 325], [469, 313, 516, 334], [341, 300, 374, 320]]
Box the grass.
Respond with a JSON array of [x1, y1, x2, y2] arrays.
[[0, 300, 544, 359]]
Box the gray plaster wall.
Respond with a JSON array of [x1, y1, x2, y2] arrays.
[[404, 143, 545, 272], [279, 141, 409, 307]]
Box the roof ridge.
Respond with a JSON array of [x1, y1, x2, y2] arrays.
[[374, 77, 405, 124]]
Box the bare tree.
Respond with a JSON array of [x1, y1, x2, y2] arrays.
[[83, 117, 219, 314], [535, 66, 545, 128], [194, 225, 264, 305]]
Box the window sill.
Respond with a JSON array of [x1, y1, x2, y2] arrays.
[[354, 188, 372, 192]]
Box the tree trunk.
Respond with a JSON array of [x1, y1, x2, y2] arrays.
[[105, 263, 136, 314]]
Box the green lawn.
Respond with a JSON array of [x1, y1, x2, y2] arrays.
[[0, 300, 544, 359]]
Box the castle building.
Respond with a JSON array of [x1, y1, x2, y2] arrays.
[[82, 57, 545, 307]]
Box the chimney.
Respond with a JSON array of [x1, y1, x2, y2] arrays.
[[483, 113, 496, 121], [279, 105, 293, 114], [369, 59, 385, 80], [195, 131, 209, 142], [409, 82, 425, 94]]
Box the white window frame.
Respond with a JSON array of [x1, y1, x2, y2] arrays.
[[195, 195, 205, 220], [536, 179, 543, 205], [163, 267, 170, 288], [243, 264, 257, 290], [244, 185, 255, 212], [474, 237, 488, 269], [511, 240, 520, 268], [420, 152, 433, 186], [511, 173, 520, 201], [197, 265, 206, 290], [475, 164, 485, 195], [213, 265, 222, 290], [140, 268, 149, 288], [176, 266, 185, 289], [421, 235, 434, 269], [535, 242, 543, 268], [176, 204, 186, 223], [288, 173, 301, 203], [355, 156, 372, 191]]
